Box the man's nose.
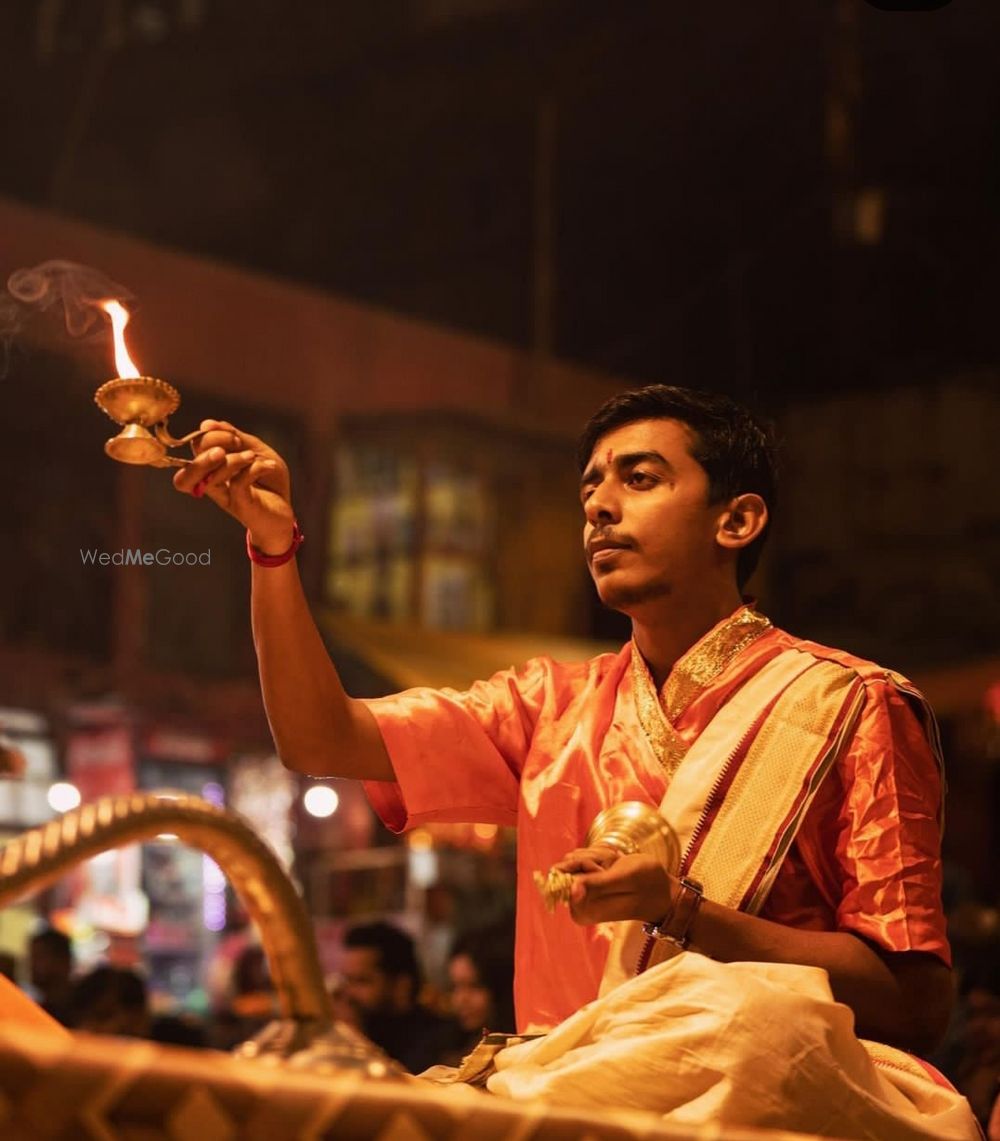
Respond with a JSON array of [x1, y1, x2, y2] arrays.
[[584, 482, 621, 526]]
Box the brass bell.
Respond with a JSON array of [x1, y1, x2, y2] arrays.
[[534, 801, 680, 911]]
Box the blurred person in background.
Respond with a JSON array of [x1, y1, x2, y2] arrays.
[[931, 892, 1000, 1134], [953, 951, 1000, 1135], [420, 882, 458, 994], [210, 942, 277, 1050], [28, 926, 74, 1026], [341, 920, 462, 1073], [70, 966, 149, 1038], [149, 1012, 209, 1049], [447, 919, 515, 1057]]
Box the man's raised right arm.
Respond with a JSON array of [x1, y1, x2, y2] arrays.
[[172, 419, 395, 782]]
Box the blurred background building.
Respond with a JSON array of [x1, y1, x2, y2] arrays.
[[0, 0, 996, 1068]]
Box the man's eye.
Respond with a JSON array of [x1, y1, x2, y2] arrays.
[[627, 471, 654, 487]]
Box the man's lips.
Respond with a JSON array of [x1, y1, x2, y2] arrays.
[[591, 547, 629, 565], [588, 539, 632, 564]]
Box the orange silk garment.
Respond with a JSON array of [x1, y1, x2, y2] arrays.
[[362, 613, 950, 1032]]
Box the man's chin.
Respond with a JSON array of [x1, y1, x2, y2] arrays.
[[595, 574, 672, 612]]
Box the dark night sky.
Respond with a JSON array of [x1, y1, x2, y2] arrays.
[[2, 1, 999, 403]]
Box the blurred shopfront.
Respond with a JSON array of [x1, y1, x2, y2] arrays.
[[0, 708, 60, 966]]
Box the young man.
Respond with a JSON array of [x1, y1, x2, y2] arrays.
[[29, 926, 75, 1027], [176, 386, 977, 1135], [338, 921, 462, 1073]]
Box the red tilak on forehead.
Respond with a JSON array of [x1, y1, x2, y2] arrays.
[[605, 448, 613, 464]]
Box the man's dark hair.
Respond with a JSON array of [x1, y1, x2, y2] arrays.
[[576, 385, 778, 590], [450, 919, 516, 1032], [30, 926, 72, 963], [70, 966, 148, 1023], [345, 921, 421, 989]]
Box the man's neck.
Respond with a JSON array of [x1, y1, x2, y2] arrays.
[[631, 590, 745, 689]]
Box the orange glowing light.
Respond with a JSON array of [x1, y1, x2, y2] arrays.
[[407, 828, 434, 852], [102, 300, 140, 378]]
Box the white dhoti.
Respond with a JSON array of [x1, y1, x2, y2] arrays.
[[487, 954, 981, 1141]]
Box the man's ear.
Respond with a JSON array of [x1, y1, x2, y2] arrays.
[[715, 493, 768, 551]]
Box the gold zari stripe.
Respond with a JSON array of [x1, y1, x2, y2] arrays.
[[661, 606, 773, 722], [631, 641, 688, 776], [631, 606, 772, 777]]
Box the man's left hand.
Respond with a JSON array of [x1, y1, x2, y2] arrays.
[[568, 853, 676, 926]]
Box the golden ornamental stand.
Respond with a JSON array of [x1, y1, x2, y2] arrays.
[[0, 791, 405, 1076], [93, 377, 210, 468], [534, 801, 680, 911]]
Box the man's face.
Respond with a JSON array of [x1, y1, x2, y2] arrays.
[[341, 947, 396, 1015], [29, 943, 69, 991], [580, 418, 723, 613]]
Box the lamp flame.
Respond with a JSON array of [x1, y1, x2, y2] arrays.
[[102, 300, 140, 379]]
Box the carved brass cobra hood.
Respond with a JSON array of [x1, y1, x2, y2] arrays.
[[0, 790, 404, 1076]]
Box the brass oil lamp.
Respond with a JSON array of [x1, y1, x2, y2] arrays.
[[93, 301, 208, 468]]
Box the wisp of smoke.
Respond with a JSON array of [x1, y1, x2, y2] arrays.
[[0, 259, 136, 377], [7, 259, 135, 336]]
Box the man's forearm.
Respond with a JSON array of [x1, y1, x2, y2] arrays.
[[250, 558, 394, 780], [569, 852, 953, 1055], [691, 900, 952, 1054], [169, 424, 395, 781]]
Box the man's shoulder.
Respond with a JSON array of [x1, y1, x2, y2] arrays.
[[502, 643, 630, 687], [766, 630, 944, 796], [770, 627, 918, 694]]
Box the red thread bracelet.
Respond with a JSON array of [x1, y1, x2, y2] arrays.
[[246, 521, 304, 567]]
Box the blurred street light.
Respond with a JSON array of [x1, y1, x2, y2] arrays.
[[303, 784, 339, 818], [47, 781, 81, 813]]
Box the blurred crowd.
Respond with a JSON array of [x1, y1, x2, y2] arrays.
[[6, 877, 998, 1134], [13, 911, 516, 1073], [927, 869, 1000, 1139]]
